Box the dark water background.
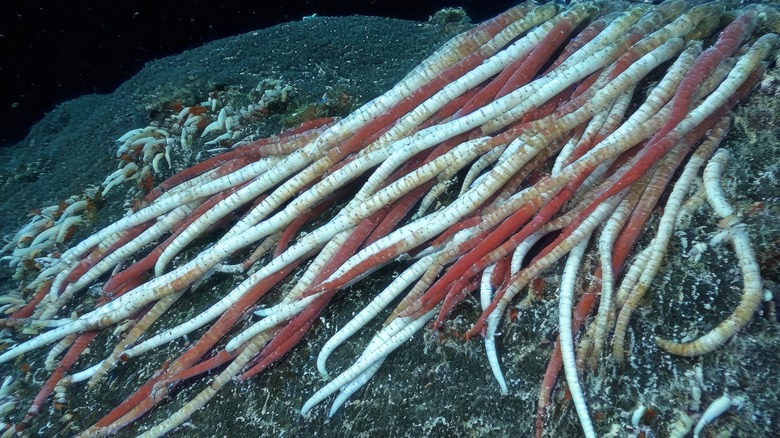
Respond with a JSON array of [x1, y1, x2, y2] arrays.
[[0, 0, 519, 147]]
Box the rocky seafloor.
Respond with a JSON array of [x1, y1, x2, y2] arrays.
[[0, 7, 778, 438]]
